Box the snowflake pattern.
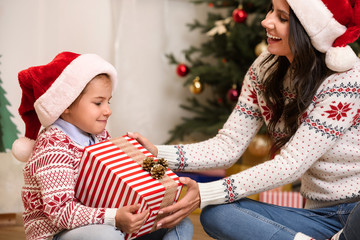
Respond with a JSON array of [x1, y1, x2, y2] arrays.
[[324, 102, 352, 121], [174, 145, 188, 170], [44, 193, 69, 215], [261, 104, 272, 121], [22, 191, 43, 211], [22, 128, 108, 240], [223, 177, 238, 203]]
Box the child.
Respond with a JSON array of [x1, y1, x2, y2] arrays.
[[12, 51, 193, 240]]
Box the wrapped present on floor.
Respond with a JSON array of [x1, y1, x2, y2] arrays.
[[75, 136, 183, 240], [259, 190, 304, 208]]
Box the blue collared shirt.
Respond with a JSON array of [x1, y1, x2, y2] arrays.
[[53, 118, 95, 147]]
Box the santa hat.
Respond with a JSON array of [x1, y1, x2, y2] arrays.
[[287, 0, 360, 72], [12, 51, 117, 162]]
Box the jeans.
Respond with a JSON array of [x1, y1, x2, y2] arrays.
[[200, 198, 359, 240], [339, 202, 360, 240], [53, 217, 193, 240]]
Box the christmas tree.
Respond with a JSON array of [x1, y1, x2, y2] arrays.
[[0, 55, 20, 151], [166, 0, 360, 144]]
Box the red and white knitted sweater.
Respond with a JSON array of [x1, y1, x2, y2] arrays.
[[21, 127, 111, 240], [158, 52, 360, 209]]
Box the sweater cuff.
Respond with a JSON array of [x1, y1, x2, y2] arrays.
[[104, 208, 117, 227], [198, 180, 228, 209], [156, 145, 180, 170]]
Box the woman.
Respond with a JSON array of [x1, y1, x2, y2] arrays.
[[129, 0, 360, 239]]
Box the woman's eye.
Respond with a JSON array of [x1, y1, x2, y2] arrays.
[[94, 102, 101, 106]]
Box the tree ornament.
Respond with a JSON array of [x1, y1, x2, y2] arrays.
[[255, 40, 268, 56], [176, 63, 189, 77], [142, 157, 155, 172], [227, 84, 239, 102], [189, 76, 203, 94], [232, 5, 247, 23], [248, 135, 272, 157], [150, 164, 166, 179]]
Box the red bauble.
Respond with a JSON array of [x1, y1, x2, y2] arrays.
[[227, 88, 239, 102], [176, 63, 189, 77], [232, 8, 247, 23]]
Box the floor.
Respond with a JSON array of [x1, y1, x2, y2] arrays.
[[0, 213, 213, 240]]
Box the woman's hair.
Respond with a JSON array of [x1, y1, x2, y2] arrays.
[[261, 7, 332, 156]]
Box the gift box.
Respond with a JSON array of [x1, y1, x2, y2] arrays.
[[259, 191, 304, 208], [75, 136, 183, 240]]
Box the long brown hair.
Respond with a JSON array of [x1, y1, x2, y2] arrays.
[[261, 7, 332, 155]]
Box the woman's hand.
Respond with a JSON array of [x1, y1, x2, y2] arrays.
[[127, 132, 158, 157], [115, 204, 149, 234], [156, 177, 200, 229]]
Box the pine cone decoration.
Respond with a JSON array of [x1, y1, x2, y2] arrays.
[[142, 157, 155, 172], [150, 164, 166, 179], [157, 158, 168, 169]]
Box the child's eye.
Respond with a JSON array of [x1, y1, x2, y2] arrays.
[[94, 102, 101, 106]]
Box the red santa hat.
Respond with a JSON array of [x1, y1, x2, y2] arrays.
[[12, 51, 117, 162], [287, 0, 360, 72]]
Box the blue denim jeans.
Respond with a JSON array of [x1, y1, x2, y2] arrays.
[[339, 202, 360, 240], [53, 217, 193, 240], [200, 198, 359, 240]]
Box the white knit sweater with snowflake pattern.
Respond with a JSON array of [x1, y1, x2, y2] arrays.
[[21, 127, 114, 240], [158, 52, 360, 209]]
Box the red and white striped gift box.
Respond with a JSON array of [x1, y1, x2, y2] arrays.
[[259, 191, 304, 208], [75, 136, 183, 240]]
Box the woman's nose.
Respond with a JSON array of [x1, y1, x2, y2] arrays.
[[261, 13, 274, 30]]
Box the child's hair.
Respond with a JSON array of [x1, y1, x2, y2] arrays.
[[77, 73, 111, 98], [12, 52, 117, 162]]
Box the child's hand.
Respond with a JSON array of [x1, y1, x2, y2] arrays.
[[127, 132, 158, 157], [115, 204, 149, 234]]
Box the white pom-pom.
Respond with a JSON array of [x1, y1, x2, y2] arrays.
[[326, 46, 358, 72], [11, 137, 35, 162]]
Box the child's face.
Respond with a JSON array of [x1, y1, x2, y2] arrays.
[[61, 75, 113, 135]]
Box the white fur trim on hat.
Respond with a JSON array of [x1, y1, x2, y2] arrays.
[[34, 54, 117, 127], [12, 137, 35, 162], [326, 45, 358, 72], [287, 0, 347, 53]]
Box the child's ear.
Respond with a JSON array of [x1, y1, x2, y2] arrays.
[[60, 108, 70, 118]]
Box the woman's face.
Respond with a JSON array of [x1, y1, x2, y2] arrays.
[[261, 0, 293, 62]]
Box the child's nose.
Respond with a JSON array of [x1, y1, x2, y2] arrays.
[[104, 105, 112, 116]]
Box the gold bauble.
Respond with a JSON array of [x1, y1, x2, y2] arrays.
[[255, 40, 268, 56], [248, 135, 272, 157], [189, 76, 203, 94]]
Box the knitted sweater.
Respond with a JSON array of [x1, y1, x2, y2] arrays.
[[21, 126, 115, 240], [158, 52, 360, 209]]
